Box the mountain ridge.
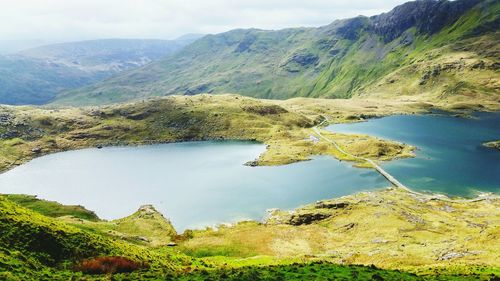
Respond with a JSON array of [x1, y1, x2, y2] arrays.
[[0, 37, 202, 105], [54, 0, 499, 106]]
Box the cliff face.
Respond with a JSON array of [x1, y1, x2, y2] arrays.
[[371, 0, 481, 42]]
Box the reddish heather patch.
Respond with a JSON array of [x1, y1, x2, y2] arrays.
[[75, 256, 146, 274]]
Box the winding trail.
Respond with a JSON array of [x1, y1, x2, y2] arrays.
[[312, 120, 409, 191]]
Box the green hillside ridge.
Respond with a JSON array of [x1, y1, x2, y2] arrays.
[[54, 0, 500, 106], [1, 94, 437, 174], [0, 195, 190, 280], [2, 194, 99, 221], [1, 188, 498, 280]]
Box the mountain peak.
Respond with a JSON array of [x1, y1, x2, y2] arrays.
[[371, 0, 481, 42]]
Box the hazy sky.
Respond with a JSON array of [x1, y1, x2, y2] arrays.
[[0, 0, 409, 42]]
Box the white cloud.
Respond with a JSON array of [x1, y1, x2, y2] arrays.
[[0, 0, 409, 41]]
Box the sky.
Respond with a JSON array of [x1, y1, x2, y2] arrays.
[[0, 0, 409, 42]]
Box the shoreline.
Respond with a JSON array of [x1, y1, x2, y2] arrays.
[[2, 185, 499, 235]]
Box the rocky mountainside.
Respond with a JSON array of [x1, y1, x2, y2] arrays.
[[55, 0, 499, 105], [0, 37, 203, 105], [18, 38, 197, 72]]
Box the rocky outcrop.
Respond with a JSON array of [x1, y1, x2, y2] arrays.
[[288, 212, 332, 226], [112, 204, 177, 246], [483, 140, 500, 150], [289, 53, 319, 67], [371, 0, 481, 42], [243, 105, 288, 115], [315, 202, 349, 210]]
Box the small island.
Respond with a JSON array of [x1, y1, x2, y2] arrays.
[[483, 140, 500, 150]]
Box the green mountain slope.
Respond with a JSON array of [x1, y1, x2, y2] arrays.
[[0, 195, 186, 280], [1, 189, 498, 280], [0, 37, 202, 105], [55, 0, 499, 106]]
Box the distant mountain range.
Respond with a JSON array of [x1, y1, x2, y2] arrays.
[[53, 0, 498, 106], [1, 0, 498, 106], [0, 36, 203, 105]]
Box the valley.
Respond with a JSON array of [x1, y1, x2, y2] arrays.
[[0, 0, 499, 280], [0, 93, 498, 280]]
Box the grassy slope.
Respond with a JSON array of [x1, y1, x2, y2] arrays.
[[0, 94, 429, 174], [0, 195, 190, 280], [179, 188, 500, 278], [363, 1, 500, 105], [54, 0, 499, 106], [1, 188, 498, 280], [61, 204, 178, 248], [2, 194, 100, 221]]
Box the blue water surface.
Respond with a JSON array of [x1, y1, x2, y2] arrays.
[[326, 112, 500, 196], [0, 141, 388, 230]]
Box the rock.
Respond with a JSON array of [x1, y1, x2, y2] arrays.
[[400, 211, 425, 224], [341, 222, 357, 230], [315, 202, 349, 209], [289, 53, 319, 67], [371, 0, 480, 42], [288, 212, 331, 226], [438, 251, 481, 261], [244, 160, 259, 167], [243, 105, 288, 115], [31, 147, 42, 154], [136, 236, 150, 242], [372, 238, 389, 244], [0, 113, 13, 124], [138, 204, 157, 216], [471, 60, 486, 70]]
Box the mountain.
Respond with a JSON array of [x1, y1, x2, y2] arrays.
[[0, 38, 202, 105], [55, 0, 499, 105], [17, 38, 199, 71], [0, 39, 56, 55]]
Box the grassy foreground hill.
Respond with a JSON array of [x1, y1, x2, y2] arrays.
[[55, 0, 499, 105], [1, 187, 498, 280]]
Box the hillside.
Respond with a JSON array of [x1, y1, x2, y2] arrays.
[[0, 94, 435, 174], [55, 0, 500, 105], [0, 37, 202, 105], [1, 186, 498, 280]]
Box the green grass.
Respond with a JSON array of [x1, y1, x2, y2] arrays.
[[1, 186, 499, 280], [147, 262, 499, 281], [0, 195, 189, 278], [2, 194, 100, 221], [51, 0, 499, 106]]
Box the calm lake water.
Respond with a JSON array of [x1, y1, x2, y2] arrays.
[[326, 112, 500, 196], [0, 141, 388, 231]]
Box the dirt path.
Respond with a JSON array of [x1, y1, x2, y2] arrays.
[[311, 121, 409, 190]]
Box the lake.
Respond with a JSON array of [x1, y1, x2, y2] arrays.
[[0, 141, 388, 231], [326, 112, 500, 196]]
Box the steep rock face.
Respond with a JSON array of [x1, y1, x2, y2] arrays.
[[371, 0, 481, 42]]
